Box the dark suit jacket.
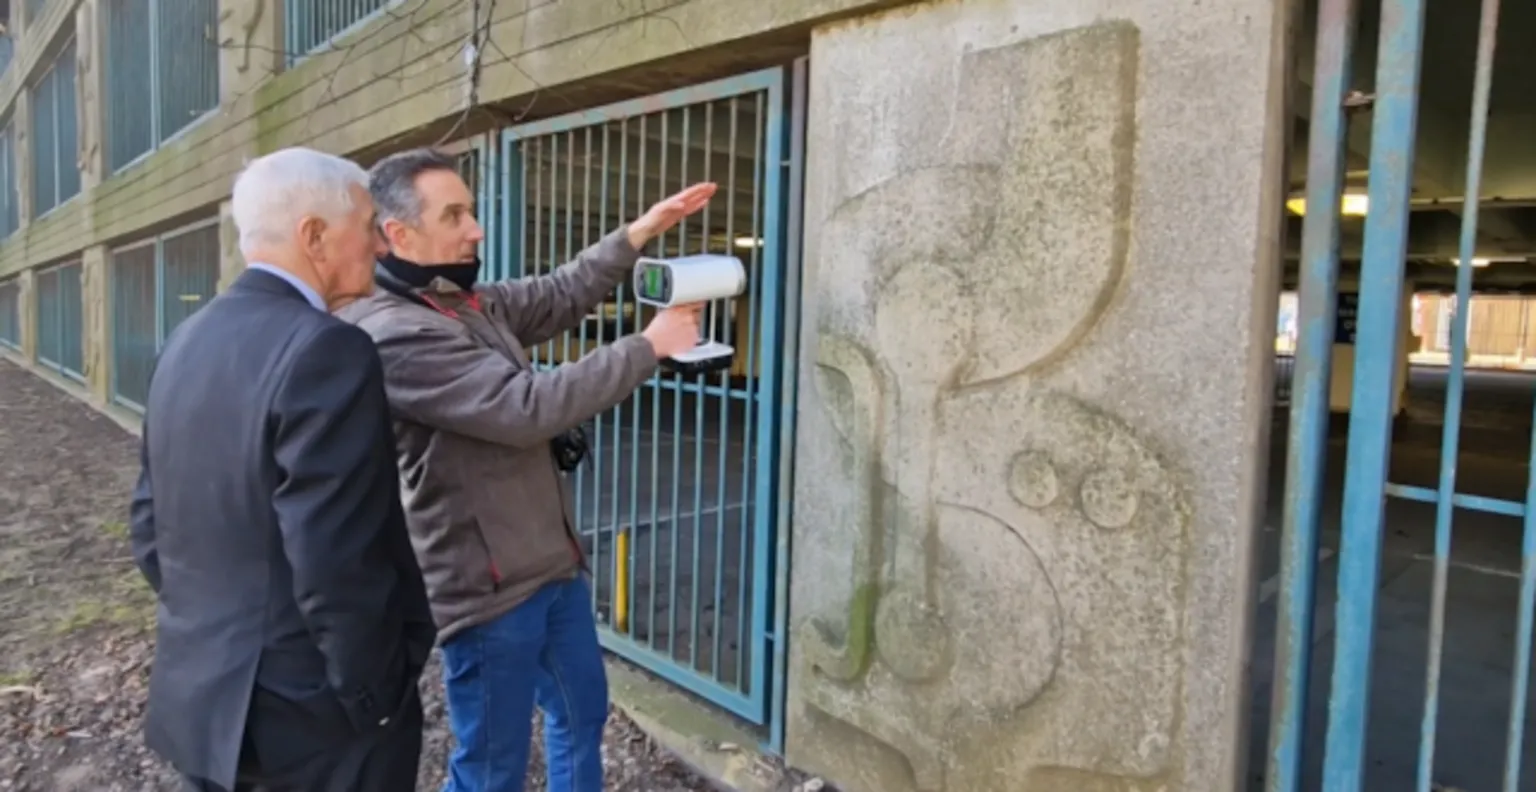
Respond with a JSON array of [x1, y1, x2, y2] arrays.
[[129, 268, 435, 788]]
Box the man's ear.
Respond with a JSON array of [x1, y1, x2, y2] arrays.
[[380, 217, 410, 250], [296, 216, 327, 257]]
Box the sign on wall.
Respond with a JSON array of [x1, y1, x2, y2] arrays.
[[1335, 292, 1359, 345]]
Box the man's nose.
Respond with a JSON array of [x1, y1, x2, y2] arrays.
[[467, 216, 486, 244]]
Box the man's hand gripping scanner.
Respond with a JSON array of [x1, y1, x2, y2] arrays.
[[633, 254, 747, 377]]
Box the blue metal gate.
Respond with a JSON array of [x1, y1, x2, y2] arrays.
[[471, 68, 795, 726], [1267, 1, 1527, 790]]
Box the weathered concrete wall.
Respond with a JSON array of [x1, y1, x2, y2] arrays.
[[80, 246, 109, 405], [75, 0, 106, 193], [786, 1, 1289, 790]]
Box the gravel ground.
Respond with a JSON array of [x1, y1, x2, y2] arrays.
[[0, 359, 736, 791]]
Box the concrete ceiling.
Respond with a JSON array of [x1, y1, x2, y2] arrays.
[[1285, 0, 1536, 291]]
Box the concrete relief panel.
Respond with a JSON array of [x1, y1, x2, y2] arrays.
[[15, 92, 33, 229], [75, 1, 103, 189], [790, 14, 1198, 792], [217, 0, 279, 104]]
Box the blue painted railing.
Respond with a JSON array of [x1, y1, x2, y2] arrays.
[[0, 277, 19, 350], [104, 0, 220, 172], [109, 219, 220, 411], [283, 0, 392, 67], [473, 68, 794, 727], [1267, 1, 1523, 791]]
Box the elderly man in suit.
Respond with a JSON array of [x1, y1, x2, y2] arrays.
[[128, 146, 436, 792]]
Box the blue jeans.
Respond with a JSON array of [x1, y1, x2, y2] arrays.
[[439, 577, 609, 792]]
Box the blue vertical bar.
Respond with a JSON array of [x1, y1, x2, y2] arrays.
[[476, 136, 492, 278], [664, 108, 684, 660], [702, 100, 723, 674], [1512, 400, 1536, 792], [1421, 1, 1500, 788], [581, 124, 603, 618], [643, 111, 662, 652], [749, 77, 785, 713], [1267, 1, 1358, 788], [1322, 0, 1429, 787], [545, 134, 559, 364], [683, 102, 707, 670], [737, 92, 764, 691], [622, 115, 643, 643], [714, 98, 739, 677], [502, 133, 523, 282], [564, 128, 582, 541]]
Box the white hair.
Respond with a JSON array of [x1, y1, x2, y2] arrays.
[[230, 147, 370, 255]]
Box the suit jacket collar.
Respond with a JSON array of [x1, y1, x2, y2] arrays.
[[231, 267, 315, 306]]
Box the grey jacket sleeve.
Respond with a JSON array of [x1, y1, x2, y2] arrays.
[[372, 320, 660, 449], [480, 226, 641, 347]]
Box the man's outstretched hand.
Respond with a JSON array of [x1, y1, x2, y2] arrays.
[[628, 183, 719, 251]]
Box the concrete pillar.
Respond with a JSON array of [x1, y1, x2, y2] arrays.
[[79, 245, 109, 404], [74, 0, 106, 190], [16, 0, 33, 37], [787, 3, 1290, 791], [17, 267, 35, 361], [217, 199, 245, 293], [218, 0, 284, 105], [14, 90, 32, 230]]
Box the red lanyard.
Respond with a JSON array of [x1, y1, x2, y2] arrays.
[[417, 291, 481, 319]]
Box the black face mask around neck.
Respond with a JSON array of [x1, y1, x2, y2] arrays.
[[378, 252, 482, 292]]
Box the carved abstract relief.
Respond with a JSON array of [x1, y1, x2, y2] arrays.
[[218, 1, 267, 76], [796, 20, 1190, 791], [938, 388, 1191, 785]]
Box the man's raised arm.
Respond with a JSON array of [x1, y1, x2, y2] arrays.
[[482, 183, 718, 346], [367, 303, 702, 449]]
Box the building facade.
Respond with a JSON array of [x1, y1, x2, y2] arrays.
[[0, 1, 1290, 790]]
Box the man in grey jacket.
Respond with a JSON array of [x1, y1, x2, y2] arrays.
[[336, 147, 713, 792]]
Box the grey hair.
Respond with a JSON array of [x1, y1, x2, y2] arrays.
[[230, 147, 369, 255], [368, 148, 460, 227]]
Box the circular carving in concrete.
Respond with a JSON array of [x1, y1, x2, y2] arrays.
[[874, 589, 952, 683], [1009, 450, 1059, 509], [1079, 466, 1139, 529]]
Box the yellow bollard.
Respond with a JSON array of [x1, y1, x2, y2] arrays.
[[614, 530, 630, 633]]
